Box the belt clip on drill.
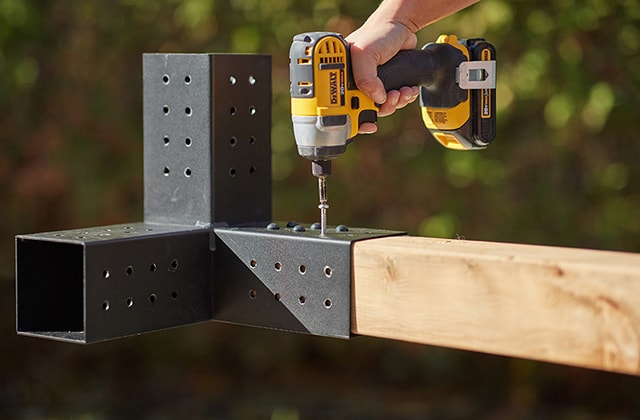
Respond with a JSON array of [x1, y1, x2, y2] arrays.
[[289, 32, 497, 236]]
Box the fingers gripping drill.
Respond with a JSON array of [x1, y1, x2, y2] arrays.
[[289, 32, 496, 235]]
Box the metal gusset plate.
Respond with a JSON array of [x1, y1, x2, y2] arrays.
[[16, 223, 212, 343], [213, 223, 405, 338]]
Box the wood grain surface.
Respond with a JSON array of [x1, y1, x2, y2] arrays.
[[352, 236, 640, 375]]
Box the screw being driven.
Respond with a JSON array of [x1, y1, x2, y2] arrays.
[[311, 160, 332, 237], [318, 175, 328, 236]]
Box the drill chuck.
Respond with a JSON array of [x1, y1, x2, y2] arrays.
[[311, 159, 332, 177]]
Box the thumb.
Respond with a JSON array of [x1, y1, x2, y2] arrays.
[[349, 44, 387, 104], [400, 33, 418, 51]]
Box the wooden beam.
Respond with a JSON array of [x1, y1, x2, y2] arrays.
[[352, 236, 640, 376]]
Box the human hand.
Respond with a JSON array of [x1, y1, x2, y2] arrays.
[[346, 21, 421, 134]]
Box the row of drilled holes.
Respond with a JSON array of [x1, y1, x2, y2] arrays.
[[163, 104, 257, 118], [229, 75, 257, 86], [102, 291, 179, 312], [162, 105, 193, 116], [230, 136, 256, 146], [228, 74, 259, 180], [250, 259, 333, 277], [162, 74, 192, 85], [247, 289, 332, 309], [248, 259, 333, 309], [102, 258, 179, 279], [161, 72, 193, 182], [163, 166, 193, 177], [101, 258, 180, 311], [161, 165, 259, 178], [163, 136, 193, 147], [230, 106, 257, 116]]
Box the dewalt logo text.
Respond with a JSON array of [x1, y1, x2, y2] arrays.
[[329, 71, 338, 104]]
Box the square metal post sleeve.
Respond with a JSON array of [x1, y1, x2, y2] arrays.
[[16, 54, 272, 343], [16, 224, 212, 343]]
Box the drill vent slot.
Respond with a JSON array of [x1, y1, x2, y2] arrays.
[[317, 39, 345, 65], [319, 56, 344, 64]]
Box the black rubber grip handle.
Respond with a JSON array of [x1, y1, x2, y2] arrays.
[[377, 43, 465, 92]]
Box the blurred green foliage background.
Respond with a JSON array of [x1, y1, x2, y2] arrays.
[[2, 0, 640, 418]]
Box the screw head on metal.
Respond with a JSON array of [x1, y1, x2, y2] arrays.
[[336, 225, 349, 232], [286, 221, 298, 228], [310, 222, 321, 230], [266, 222, 280, 230], [293, 224, 306, 232]]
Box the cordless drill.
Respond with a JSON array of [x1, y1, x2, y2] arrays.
[[289, 32, 496, 235]]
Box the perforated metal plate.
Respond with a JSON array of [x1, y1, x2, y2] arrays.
[[213, 223, 404, 338], [142, 53, 271, 227]]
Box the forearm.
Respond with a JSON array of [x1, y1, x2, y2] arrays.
[[366, 0, 480, 33]]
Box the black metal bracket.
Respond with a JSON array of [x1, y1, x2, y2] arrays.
[[16, 223, 212, 343], [15, 53, 404, 344], [214, 223, 403, 338], [142, 53, 271, 229]]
